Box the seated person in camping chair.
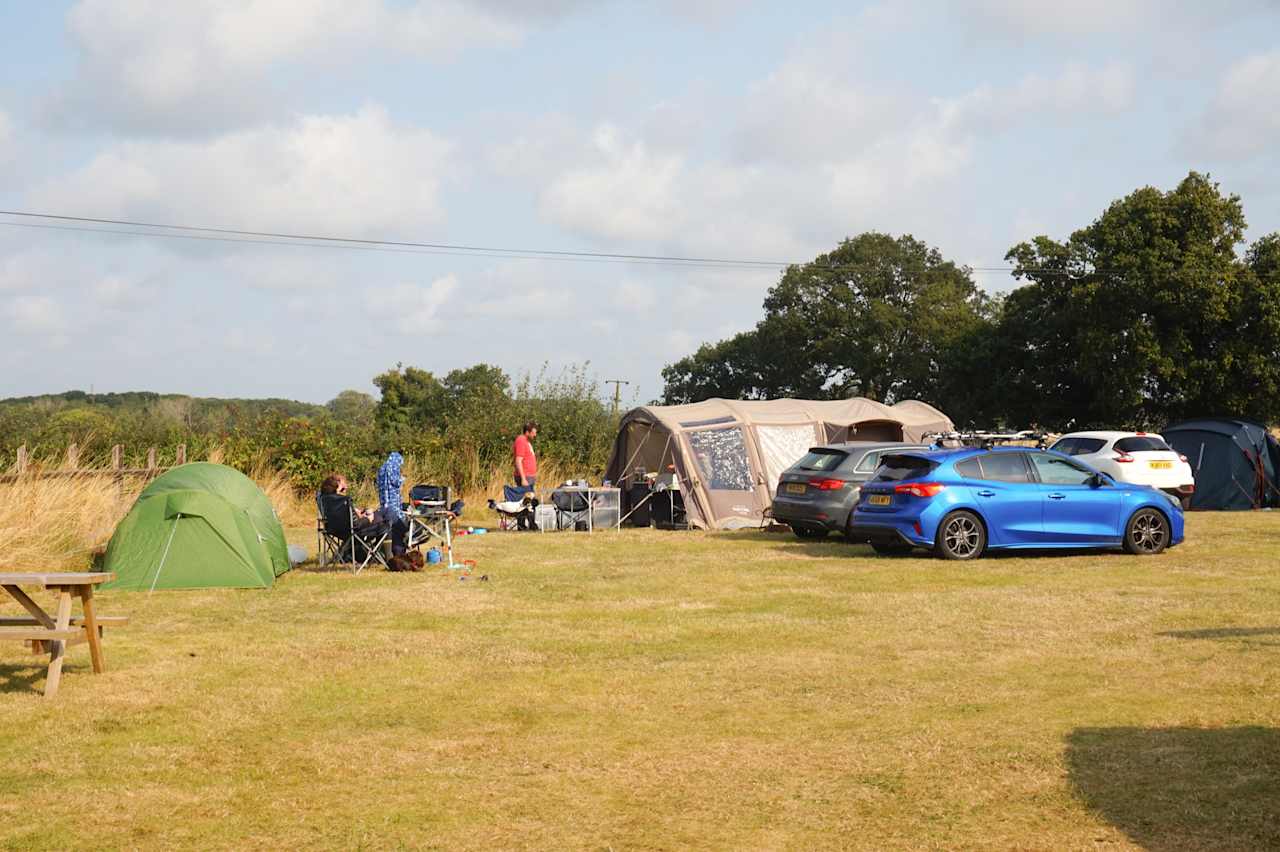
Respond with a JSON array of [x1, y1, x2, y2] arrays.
[[318, 474, 390, 565]]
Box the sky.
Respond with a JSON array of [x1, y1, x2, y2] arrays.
[[1, 0, 1278, 405]]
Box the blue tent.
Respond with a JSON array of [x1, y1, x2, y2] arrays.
[[1163, 419, 1280, 510]]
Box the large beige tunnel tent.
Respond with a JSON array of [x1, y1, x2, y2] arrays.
[[606, 398, 953, 529]]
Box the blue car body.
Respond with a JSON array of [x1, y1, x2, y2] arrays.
[[849, 447, 1185, 555]]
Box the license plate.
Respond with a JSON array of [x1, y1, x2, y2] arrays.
[[868, 494, 892, 506], [1149, 461, 1172, 469], [785, 483, 806, 494]]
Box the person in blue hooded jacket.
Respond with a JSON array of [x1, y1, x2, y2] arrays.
[[376, 451, 410, 556]]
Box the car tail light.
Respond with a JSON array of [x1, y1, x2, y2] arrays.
[[808, 477, 846, 491], [1179, 454, 1188, 463], [894, 482, 946, 498], [1113, 451, 1134, 463]]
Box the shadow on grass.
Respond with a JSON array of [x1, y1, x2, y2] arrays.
[[1066, 726, 1280, 850], [1159, 626, 1280, 640], [0, 662, 47, 695], [1157, 626, 1280, 646]]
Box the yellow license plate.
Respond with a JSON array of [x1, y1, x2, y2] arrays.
[[1149, 461, 1172, 469], [868, 494, 892, 506], [785, 483, 806, 494]]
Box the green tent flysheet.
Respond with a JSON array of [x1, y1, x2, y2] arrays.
[[102, 463, 291, 591]]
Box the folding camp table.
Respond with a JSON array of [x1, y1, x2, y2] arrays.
[[406, 508, 460, 568], [0, 572, 123, 699]]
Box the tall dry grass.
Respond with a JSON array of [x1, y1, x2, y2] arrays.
[[0, 455, 595, 570]]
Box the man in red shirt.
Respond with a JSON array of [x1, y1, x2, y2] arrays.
[[513, 421, 539, 492]]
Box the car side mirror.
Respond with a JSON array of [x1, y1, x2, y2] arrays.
[[1089, 473, 1108, 488]]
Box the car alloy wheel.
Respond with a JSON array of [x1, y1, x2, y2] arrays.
[[935, 511, 985, 560], [1124, 509, 1168, 555]]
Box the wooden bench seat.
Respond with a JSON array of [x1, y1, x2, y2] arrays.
[[0, 626, 82, 642], [0, 615, 129, 627]]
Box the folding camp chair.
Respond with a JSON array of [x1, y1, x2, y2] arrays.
[[316, 494, 342, 567], [317, 492, 391, 573], [551, 486, 591, 531]]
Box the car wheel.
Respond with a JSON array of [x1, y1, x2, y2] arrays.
[[792, 526, 828, 540], [1123, 508, 1169, 555], [934, 511, 986, 560], [870, 539, 913, 555]]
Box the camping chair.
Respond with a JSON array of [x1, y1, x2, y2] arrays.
[[551, 486, 591, 531], [406, 483, 455, 551], [316, 494, 342, 567], [490, 487, 539, 531], [317, 492, 391, 573]]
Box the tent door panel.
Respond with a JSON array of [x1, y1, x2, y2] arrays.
[[754, 423, 821, 501], [684, 425, 766, 526]]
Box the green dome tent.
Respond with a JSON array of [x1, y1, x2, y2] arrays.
[[102, 463, 291, 591]]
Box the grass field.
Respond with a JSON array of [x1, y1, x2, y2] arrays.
[[2, 513, 1279, 849]]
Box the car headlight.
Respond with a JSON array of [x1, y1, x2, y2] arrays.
[[1165, 492, 1182, 510]]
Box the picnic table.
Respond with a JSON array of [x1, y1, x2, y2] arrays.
[[0, 572, 121, 699]]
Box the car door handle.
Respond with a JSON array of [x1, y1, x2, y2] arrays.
[[976, 490, 995, 497], [1048, 492, 1066, 500]]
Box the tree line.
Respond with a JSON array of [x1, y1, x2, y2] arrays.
[[661, 173, 1280, 430], [0, 365, 616, 493]]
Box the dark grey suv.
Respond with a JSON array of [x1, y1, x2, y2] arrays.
[[772, 442, 930, 540]]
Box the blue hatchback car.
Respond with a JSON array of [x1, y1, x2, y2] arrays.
[[849, 447, 1185, 560]]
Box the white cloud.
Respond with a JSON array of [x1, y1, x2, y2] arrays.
[[33, 105, 453, 236], [49, 0, 555, 135], [7, 295, 64, 333], [939, 63, 1136, 131], [91, 275, 148, 308], [381, 274, 458, 333], [0, 110, 13, 169], [1192, 51, 1280, 161]]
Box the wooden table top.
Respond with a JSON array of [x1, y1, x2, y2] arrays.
[[0, 572, 115, 587]]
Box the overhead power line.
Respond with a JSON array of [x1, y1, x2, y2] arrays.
[[0, 208, 1082, 276]]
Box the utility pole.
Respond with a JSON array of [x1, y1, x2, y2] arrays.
[[605, 379, 630, 416]]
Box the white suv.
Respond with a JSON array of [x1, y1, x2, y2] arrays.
[[1049, 431, 1196, 508]]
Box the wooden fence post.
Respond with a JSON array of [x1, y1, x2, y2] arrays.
[[175, 444, 187, 466], [14, 445, 26, 474], [65, 443, 79, 471], [111, 445, 122, 470], [146, 447, 157, 470]]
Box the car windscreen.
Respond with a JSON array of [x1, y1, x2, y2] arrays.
[[1050, 437, 1107, 456], [793, 448, 849, 472], [871, 455, 937, 482], [1114, 436, 1172, 453]]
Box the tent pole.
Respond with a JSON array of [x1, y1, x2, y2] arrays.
[[619, 427, 654, 477], [148, 514, 181, 594]]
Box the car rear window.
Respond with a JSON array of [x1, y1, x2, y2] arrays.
[[794, 448, 849, 472], [1114, 436, 1171, 453], [871, 455, 936, 482], [1050, 437, 1107, 456]]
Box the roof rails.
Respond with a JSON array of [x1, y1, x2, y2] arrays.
[[924, 430, 1052, 450]]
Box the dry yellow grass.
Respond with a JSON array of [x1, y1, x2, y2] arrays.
[[0, 458, 584, 571], [1, 513, 1278, 849]]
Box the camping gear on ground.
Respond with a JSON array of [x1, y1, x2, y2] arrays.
[[606, 397, 953, 530], [426, 548, 442, 564], [102, 463, 292, 591], [318, 491, 392, 573], [287, 544, 307, 565], [535, 504, 557, 531], [1163, 419, 1280, 510], [0, 571, 127, 699]]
